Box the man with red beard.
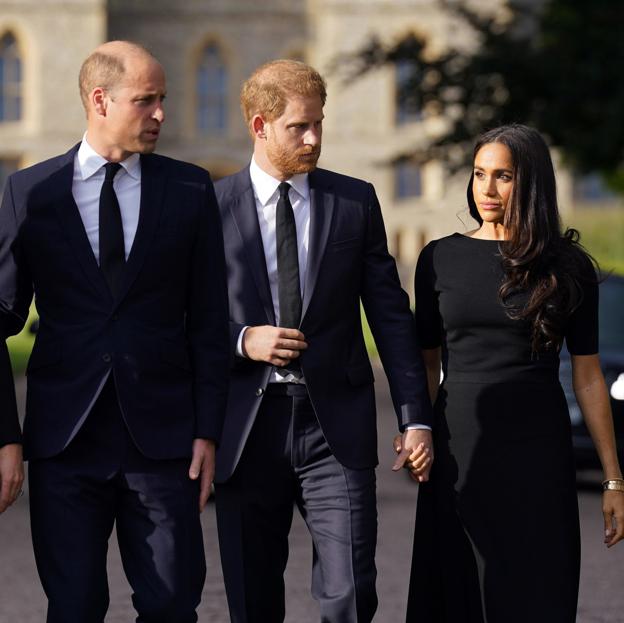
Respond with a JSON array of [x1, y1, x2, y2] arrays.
[[213, 60, 433, 623]]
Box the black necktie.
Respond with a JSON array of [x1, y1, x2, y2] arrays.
[[276, 182, 302, 372], [99, 162, 125, 296]]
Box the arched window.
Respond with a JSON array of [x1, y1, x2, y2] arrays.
[[196, 43, 227, 134], [0, 32, 22, 122], [395, 59, 420, 125]]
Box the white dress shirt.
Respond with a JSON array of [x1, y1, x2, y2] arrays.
[[237, 159, 431, 430], [72, 135, 141, 262], [236, 158, 310, 383]]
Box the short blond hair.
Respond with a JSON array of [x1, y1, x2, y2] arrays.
[[78, 41, 155, 110], [240, 59, 327, 134]]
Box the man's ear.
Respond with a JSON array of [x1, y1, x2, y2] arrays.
[[92, 87, 108, 117], [252, 114, 267, 139]]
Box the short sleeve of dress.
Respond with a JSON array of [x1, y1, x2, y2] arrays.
[[565, 250, 599, 355], [415, 241, 443, 349]]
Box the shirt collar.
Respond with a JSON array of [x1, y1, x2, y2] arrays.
[[77, 133, 141, 181], [249, 157, 310, 206]]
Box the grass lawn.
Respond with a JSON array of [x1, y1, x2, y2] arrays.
[[361, 307, 378, 358], [6, 306, 37, 376], [565, 208, 624, 275]]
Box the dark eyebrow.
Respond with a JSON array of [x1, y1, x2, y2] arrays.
[[474, 166, 513, 174]]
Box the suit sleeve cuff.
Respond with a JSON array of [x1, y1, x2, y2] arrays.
[[399, 402, 433, 430]]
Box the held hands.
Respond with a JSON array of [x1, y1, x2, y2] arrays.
[[392, 429, 433, 483], [603, 490, 624, 548], [0, 443, 24, 513], [243, 325, 307, 367], [189, 438, 216, 513]]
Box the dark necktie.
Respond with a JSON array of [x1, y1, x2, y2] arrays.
[[276, 181, 302, 372], [99, 162, 125, 297]]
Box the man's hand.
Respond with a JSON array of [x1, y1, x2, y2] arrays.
[[189, 438, 216, 512], [0, 443, 24, 513], [392, 429, 433, 483], [243, 325, 307, 366]]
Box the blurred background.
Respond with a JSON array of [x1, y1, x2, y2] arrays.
[[1, 0, 623, 281], [2, 0, 622, 455], [1, 1, 623, 620]]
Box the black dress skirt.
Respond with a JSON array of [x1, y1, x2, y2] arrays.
[[406, 234, 598, 623]]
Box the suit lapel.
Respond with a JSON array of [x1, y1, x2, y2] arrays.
[[113, 153, 167, 305], [229, 170, 275, 325], [302, 170, 335, 322], [51, 144, 112, 301]]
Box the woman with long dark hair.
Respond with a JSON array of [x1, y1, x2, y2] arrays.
[[401, 124, 624, 622]]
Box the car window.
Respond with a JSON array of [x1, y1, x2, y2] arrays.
[[599, 278, 624, 351]]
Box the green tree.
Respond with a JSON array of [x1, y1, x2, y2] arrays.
[[338, 0, 624, 188]]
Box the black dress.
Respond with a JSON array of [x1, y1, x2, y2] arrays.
[[406, 233, 598, 623]]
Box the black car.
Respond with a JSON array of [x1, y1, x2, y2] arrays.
[[559, 274, 624, 468]]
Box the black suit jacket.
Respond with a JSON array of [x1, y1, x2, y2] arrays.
[[0, 144, 230, 460], [214, 166, 431, 482]]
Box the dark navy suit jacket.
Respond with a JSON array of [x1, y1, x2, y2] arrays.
[[214, 166, 432, 482], [0, 144, 230, 460]]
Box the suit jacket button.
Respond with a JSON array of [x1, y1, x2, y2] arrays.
[[255, 388, 264, 396], [102, 353, 112, 363]]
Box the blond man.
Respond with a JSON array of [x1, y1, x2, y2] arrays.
[[213, 60, 433, 623]]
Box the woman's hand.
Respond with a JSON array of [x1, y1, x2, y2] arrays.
[[603, 490, 624, 547], [571, 354, 624, 547]]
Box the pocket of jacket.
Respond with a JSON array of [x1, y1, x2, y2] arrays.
[[329, 237, 361, 251], [346, 362, 375, 386]]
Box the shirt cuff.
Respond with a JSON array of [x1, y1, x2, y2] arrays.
[[235, 326, 249, 358], [405, 424, 432, 431]]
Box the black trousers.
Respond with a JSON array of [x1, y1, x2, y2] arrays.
[[215, 384, 378, 623], [28, 378, 206, 623]]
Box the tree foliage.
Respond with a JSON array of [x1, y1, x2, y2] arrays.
[[337, 0, 624, 189]]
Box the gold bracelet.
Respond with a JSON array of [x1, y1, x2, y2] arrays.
[[602, 479, 624, 492]]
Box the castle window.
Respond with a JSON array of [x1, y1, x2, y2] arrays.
[[395, 59, 421, 125], [0, 33, 22, 122], [197, 44, 227, 134], [394, 160, 422, 200]]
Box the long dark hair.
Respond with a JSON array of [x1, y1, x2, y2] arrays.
[[467, 124, 595, 352]]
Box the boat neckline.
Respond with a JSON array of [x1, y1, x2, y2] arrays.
[[454, 232, 506, 242]]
